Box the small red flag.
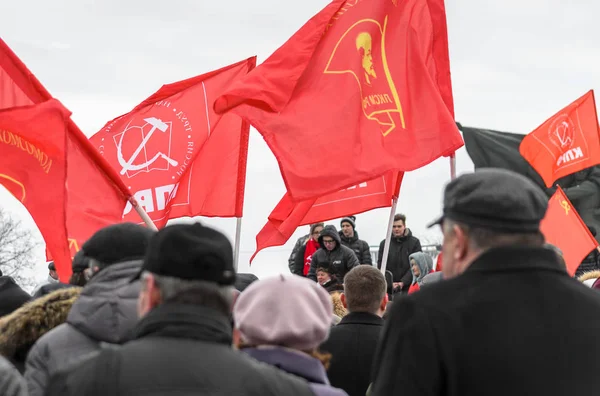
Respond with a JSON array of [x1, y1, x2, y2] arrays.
[[520, 90, 600, 188], [90, 57, 256, 226], [251, 172, 402, 262], [0, 38, 131, 278], [0, 100, 72, 281], [541, 186, 598, 275], [215, 0, 462, 201]]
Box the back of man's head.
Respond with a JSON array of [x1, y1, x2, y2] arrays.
[[342, 265, 386, 315], [132, 222, 236, 318]]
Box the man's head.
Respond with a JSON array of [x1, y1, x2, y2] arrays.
[[392, 214, 406, 237], [81, 222, 155, 277], [428, 169, 547, 279], [318, 225, 340, 251], [340, 216, 356, 238], [48, 261, 58, 280], [341, 265, 388, 316], [134, 222, 236, 318]]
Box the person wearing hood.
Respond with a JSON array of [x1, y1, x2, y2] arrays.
[[377, 214, 422, 294], [24, 222, 155, 396], [0, 355, 27, 396], [31, 262, 60, 297], [308, 225, 360, 283], [0, 269, 31, 318], [234, 274, 348, 396], [339, 216, 372, 265], [407, 252, 434, 294]]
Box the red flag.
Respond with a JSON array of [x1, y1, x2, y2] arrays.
[[215, 0, 462, 201], [0, 38, 131, 278], [89, 57, 256, 226], [251, 172, 403, 262], [520, 90, 600, 188], [0, 100, 72, 281], [541, 186, 598, 275]]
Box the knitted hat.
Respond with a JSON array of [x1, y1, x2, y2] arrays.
[[340, 216, 356, 229], [233, 275, 332, 350]]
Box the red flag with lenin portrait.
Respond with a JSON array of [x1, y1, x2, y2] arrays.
[[215, 0, 462, 201], [90, 57, 256, 227]]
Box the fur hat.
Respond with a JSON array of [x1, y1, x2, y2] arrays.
[[233, 275, 332, 350]]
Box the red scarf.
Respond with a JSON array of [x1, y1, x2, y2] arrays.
[[303, 238, 320, 276]]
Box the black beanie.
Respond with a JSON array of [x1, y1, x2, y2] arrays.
[[340, 216, 356, 229], [81, 222, 155, 267]]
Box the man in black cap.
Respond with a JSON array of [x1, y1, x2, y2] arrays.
[[339, 216, 372, 265], [371, 169, 600, 396], [26, 222, 154, 396], [46, 222, 314, 396]]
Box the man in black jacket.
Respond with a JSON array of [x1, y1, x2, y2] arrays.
[[321, 265, 386, 396], [308, 225, 360, 283], [47, 223, 313, 396], [377, 214, 421, 293], [371, 169, 600, 396], [339, 216, 372, 265], [0, 269, 30, 318]]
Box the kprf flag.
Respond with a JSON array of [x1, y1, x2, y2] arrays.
[[215, 0, 462, 201], [90, 57, 256, 227], [520, 90, 600, 188]]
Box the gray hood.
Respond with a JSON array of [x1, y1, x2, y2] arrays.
[[409, 252, 433, 285], [67, 260, 141, 343]]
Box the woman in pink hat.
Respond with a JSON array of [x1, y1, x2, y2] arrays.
[[233, 274, 348, 396]]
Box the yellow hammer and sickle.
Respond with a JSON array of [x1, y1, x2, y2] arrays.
[[559, 199, 570, 215]]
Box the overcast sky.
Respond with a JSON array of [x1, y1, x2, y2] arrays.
[[1, 0, 599, 282]]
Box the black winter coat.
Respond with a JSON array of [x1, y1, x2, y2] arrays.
[[320, 312, 383, 396], [339, 231, 372, 265], [288, 234, 310, 273], [0, 277, 30, 318], [308, 226, 359, 282], [46, 303, 314, 396], [377, 229, 421, 289], [372, 246, 600, 396]]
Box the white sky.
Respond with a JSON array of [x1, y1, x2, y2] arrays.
[[1, 0, 599, 282]]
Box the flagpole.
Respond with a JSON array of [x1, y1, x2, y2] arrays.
[[234, 217, 243, 272], [130, 198, 158, 231], [450, 153, 457, 180], [379, 196, 399, 277]]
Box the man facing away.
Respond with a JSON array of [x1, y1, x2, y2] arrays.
[[371, 168, 600, 396], [47, 223, 314, 396], [320, 265, 387, 396]]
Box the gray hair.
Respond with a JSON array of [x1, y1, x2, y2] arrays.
[[141, 271, 235, 311]]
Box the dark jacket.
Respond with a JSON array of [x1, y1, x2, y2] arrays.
[[0, 277, 30, 318], [47, 303, 315, 396], [377, 229, 421, 290], [289, 234, 310, 273], [0, 287, 81, 374], [371, 245, 600, 396], [25, 260, 141, 396], [308, 226, 360, 282], [243, 347, 348, 396], [339, 230, 372, 265], [32, 282, 74, 299], [320, 312, 383, 396], [0, 356, 26, 396]]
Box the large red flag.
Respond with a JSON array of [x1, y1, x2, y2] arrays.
[[541, 186, 598, 275], [0, 100, 72, 280], [215, 0, 462, 201], [520, 90, 600, 188], [0, 38, 131, 279], [251, 171, 403, 261], [89, 57, 256, 227]]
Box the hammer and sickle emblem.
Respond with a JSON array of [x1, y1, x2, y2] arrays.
[[559, 199, 570, 215], [117, 117, 179, 175]]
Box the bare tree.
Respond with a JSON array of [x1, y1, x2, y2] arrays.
[[0, 207, 39, 288]]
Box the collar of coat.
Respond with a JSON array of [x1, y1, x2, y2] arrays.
[[466, 245, 566, 275], [337, 311, 384, 326], [133, 302, 233, 345]]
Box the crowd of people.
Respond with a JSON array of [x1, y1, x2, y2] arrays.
[[1, 168, 600, 395]]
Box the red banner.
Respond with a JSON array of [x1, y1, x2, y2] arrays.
[[90, 57, 256, 226], [252, 172, 402, 261], [215, 0, 462, 201], [541, 186, 598, 275], [520, 90, 600, 187]]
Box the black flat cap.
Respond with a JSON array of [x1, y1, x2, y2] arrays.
[[132, 222, 236, 285], [82, 222, 155, 266], [428, 168, 548, 233]]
